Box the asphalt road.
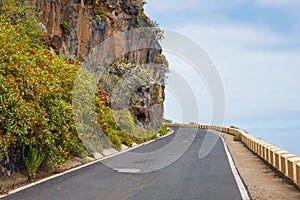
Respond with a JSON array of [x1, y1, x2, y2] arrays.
[[3, 128, 246, 200]]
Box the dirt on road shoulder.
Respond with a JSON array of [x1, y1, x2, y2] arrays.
[[222, 133, 300, 200]]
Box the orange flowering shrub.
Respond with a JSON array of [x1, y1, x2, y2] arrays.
[[0, 17, 86, 166], [0, 0, 164, 163]]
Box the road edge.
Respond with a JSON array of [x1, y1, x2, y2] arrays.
[[220, 134, 251, 200], [0, 129, 175, 199]]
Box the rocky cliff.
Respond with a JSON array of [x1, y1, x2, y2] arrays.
[[37, 0, 167, 129]]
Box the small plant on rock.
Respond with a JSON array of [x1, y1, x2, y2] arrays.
[[94, 4, 108, 20], [149, 20, 164, 40], [60, 21, 70, 33]]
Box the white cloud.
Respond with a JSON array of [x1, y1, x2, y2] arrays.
[[145, 1, 300, 120], [256, 0, 300, 7], [163, 20, 300, 122], [180, 22, 295, 49], [144, 0, 197, 15], [144, 0, 236, 16], [145, 0, 300, 17], [145, 0, 300, 13], [145, 0, 300, 155]]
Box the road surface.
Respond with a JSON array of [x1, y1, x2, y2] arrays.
[[2, 128, 248, 200]]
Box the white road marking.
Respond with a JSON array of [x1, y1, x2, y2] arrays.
[[116, 168, 141, 173], [218, 131, 251, 200]]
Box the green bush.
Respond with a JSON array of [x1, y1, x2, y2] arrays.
[[147, 130, 158, 140], [23, 145, 45, 179], [94, 4, 108, 20], [149, 20, 164, 40], [95, 90, 118, 131], [0, 1, 166, 165], [123, 137, 133, 147], [230, 125, 240, 129], [0, 0, 41, 46], [107, 130, 122, 149], [114, 130, 133, 147], [159, 125, 168, 135], [131, 127, 148, 143], [233, 134, 241, 141], [60, 21, 70, 33], [114, 110, 135, 134], [0, 8, 86, 166], [154, 54, 168, 66], [152, 84, 160, 102]]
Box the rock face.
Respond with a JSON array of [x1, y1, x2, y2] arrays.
[[38, 0, 160, 62], [37, 0, 167, 128]]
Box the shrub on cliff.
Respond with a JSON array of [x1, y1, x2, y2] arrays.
[[60, 21, 70, 33], [0, 14, 87, 165], [94, 3, 108, 20], [0, 0, 41, 46], [0, 0, 164, 167]]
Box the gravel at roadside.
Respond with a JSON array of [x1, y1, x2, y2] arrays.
[[222, 133, 300, 200]]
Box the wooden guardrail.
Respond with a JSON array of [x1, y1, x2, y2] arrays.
[[164, 123, 300, 189]]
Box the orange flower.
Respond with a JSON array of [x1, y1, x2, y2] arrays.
[[29, 49, 36, 55], [100, 94, 106, 100], [38, 64, 45, 70]]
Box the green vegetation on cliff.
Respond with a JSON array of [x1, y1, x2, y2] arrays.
[[0, 0, 167, 177], [0, 3, 85, 166]]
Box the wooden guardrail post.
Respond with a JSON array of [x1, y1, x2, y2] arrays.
[[287, 157, 300, 183], [296, 163, 300, 188], [280, 154, 297, 176], [274, 151, 289, 170]]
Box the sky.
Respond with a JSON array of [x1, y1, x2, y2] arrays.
[[144, 0, 300, 155]]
